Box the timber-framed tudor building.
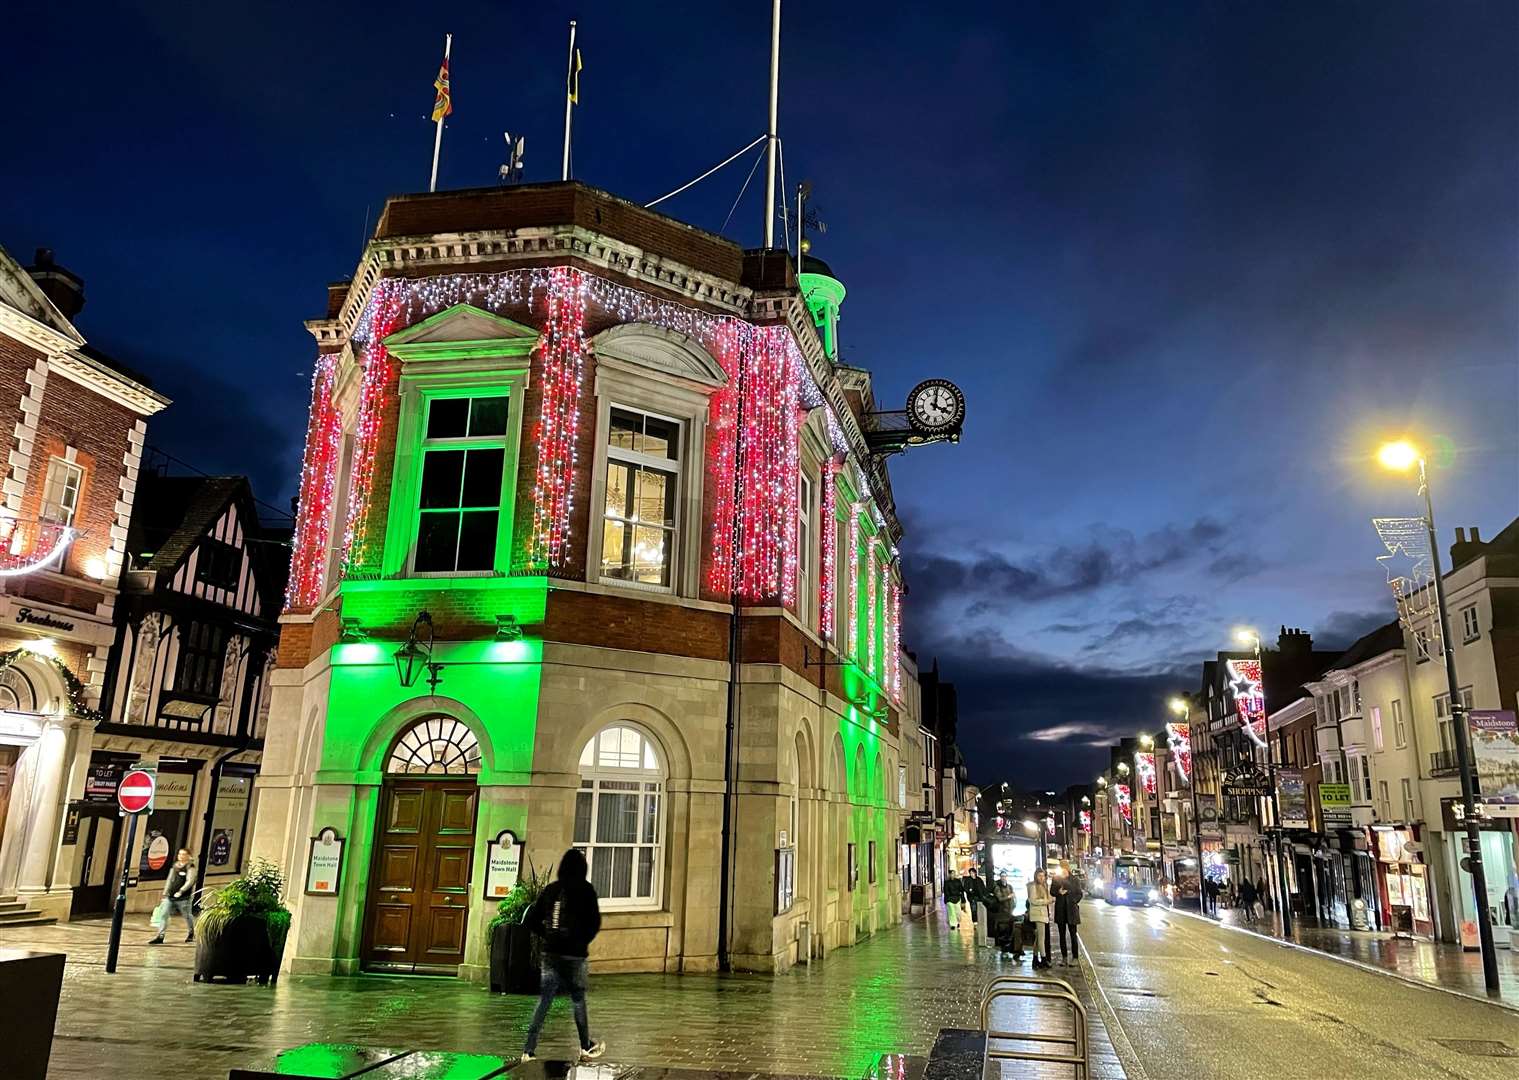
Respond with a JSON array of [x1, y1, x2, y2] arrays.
[[256, 182, 928, 978]]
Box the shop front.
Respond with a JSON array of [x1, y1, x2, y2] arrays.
[[1373, 825, 1435, 939], [1439, 799, 1517, 950]]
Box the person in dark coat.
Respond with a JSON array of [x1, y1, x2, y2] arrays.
[[944, 871, 964, 929], [522, 850, 605, 1063], [1053, 873, 1084, 966]]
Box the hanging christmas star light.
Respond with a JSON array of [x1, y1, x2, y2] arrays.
[[1079, 809, 1092, 834], [1166, 722, 1192, 784], [1225, 658, 1268, 748], [1136, 751, 1157, 797], [1115, 783, 1132, 825]]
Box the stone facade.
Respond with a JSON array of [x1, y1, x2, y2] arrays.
[[255, 183, 921, 979]]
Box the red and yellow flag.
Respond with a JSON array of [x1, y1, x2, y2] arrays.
[[431, 57, 453, 122]]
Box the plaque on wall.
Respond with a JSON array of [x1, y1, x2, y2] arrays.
[[483, 829, 523, 900], [305, 827, 346, 896]]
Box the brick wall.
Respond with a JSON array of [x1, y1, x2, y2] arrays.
[[0, 335, 37, 462], [19, 374, 134, 580]]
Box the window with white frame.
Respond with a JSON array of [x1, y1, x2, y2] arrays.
[[40, 457, 83, 526], [1461, 604, 1480, 642], [1377, 780, 1390, 820], [1434, 688, 1475, 754], [414, 395, 509, 573], [601, 408, 680, 588], [1414, 627, 1434, 662], [1401, 779, 1415, 821], [797, 472, 813, 629], [1349, 755, 1372, 803], [576, 725, 664, 908], [1392, 699, 1407, 748], [1370, 705, 1383, 751]]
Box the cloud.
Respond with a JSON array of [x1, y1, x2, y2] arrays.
[[1025, 721, 1138, 747], [1317, 609, 1396, 651]]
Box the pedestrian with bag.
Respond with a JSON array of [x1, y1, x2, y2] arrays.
[[148, 848, 196, 945], [1026, 868, 1053, 968], [944, 871, 964, 929], [1255, 875, 1270, 922], [521, 849, 606, 1063], [1053, 872, 1084, 966]]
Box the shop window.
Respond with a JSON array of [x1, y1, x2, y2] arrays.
[[387, 716, 481, 775], [175, 621, 227, 700], [207, 772, 254, 873], [137, 768, 197, 881], [601, 408, 680, 588], [414, 395, 509, 574], [195, 538, 241, 591], [40, 457, 83, 526], [575, 725, 664, 909]]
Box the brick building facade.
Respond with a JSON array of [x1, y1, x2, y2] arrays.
[[253, 183, 936, 979], [0, 245, 168, 922]]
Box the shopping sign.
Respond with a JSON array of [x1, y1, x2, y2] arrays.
[[1468, 710, 1519, 808], [116, 769, 156, 814], [1221, 763, 1271, 799]]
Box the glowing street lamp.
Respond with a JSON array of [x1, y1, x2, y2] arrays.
[[1375, 439, 1500, 992]]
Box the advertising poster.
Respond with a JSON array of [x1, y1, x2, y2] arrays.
[[989, 840, 1039, 917], [1277, 769, 1310, 829], [1319, 783, 1352, 827], [1468, 710, 1519, 807]]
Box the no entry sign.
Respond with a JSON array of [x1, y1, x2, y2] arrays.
[[117, 769, 155, 814]]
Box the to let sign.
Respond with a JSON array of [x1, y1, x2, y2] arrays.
[[117, 769, 155, 814]]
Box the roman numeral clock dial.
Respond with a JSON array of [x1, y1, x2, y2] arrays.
[[906, 379, 966, 440]]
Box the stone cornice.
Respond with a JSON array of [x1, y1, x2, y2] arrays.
[[0, 303, 81, 358], [48, 350, 169, 416]]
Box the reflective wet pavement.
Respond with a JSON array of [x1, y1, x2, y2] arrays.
[[1193, 904, 1519, 1006], [1082, 899, 1519, 1079], [2, 910, 1125, 1079]]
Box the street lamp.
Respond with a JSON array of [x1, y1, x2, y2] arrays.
[[1235, 627, 1293, 936], [1377, 439, 1500, 992]]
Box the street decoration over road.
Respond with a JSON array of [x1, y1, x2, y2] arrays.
[[1135, 751, 1157, 796], [1225, 657, 1268, 747], [1373, 516, 1440, 632], [1166, 721, 1192, 784]]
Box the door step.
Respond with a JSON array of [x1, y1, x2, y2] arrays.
[[0, 910, 57, 928]]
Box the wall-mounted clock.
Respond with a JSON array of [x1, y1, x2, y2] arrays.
[[906, 379, 965, 436]]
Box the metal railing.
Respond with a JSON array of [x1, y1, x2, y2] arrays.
[[979, 973, 1089, 1079], [1429, 748, 1475, 777]]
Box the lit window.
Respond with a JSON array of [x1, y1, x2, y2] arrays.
[[40, 457, 83, 526], [575, 725, 664, 908], [414, 396, 509, 573], [601, 408, 680, 588]]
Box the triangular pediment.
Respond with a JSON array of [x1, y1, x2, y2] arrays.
[[383, 304, 539, 360], [0, 244, 84, 348]]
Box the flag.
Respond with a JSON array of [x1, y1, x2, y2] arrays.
[[432, 57, 453, 122], [569, 47, 582, 104]]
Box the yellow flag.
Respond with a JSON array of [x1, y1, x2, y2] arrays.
[[569, 47, 582, 104]]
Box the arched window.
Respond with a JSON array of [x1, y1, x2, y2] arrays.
[[386, 716, 481, 775], [576, 725, 664, 908]]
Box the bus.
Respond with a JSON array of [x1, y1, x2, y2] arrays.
[[1106, 855, 1162, 907]]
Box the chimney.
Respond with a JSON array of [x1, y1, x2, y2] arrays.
[[1450, 525, 1485, 569], [25, 248, 85, 320], [1278, 626, 1312, 655]]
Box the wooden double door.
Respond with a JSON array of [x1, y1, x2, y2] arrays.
[[361, 779, 479, 974]]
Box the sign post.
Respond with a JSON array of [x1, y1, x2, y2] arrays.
[[105, 767, 156, 974]]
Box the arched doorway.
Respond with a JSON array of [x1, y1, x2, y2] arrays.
[[360, 716, 481, 974]]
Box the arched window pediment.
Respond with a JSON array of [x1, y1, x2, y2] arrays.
[[386, 716, 481, 775], [591, 325, 728, 389]]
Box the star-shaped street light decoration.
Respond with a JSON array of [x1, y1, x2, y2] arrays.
[[1377, 542, 1431, 593]]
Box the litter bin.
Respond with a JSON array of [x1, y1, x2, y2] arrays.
[[0, 949, 65, 1080]]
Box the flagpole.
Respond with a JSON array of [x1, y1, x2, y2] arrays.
[[561, 20, 577, 181], [763, 0, 780, 248], [430, 33, 452, 193]]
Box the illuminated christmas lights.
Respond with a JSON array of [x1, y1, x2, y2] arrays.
[[889, 568, 902, 700], [529, 267, 588, 570], [1225, 658, 1268, 747], [286, 352, 343, 609], [866, 543, 878, 677], [1079, 809, 1092, 834], [847, 507, 861, 657], [1166, 722, 1192, 784], [819, 464, 837, 640], [1115, 782, 1133, 825], [1136, 751, 1157, 797]]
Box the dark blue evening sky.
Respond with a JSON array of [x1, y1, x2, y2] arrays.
[[4, 2, 1515, 787]]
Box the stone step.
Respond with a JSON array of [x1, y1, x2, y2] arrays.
[[0, 910, 57, 927], [0, 901, 27, 914]]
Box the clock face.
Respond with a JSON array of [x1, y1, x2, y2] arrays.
[[907, 379, 965, 434]]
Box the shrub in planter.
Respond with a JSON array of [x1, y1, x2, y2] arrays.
[[193, 859, 292, 986], [488, 867, 548, 994]]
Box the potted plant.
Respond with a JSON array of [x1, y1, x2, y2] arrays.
[[193, 858, 292, 985], [488, 866, 548, 994]]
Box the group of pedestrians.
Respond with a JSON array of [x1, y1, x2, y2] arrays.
[[1200, 873, 1271, 923], [946, 864, 1084, 968]]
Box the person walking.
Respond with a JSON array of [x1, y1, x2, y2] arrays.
[[521, 850, 606, 1063], [944, 870, 964, 929], [1239, 877, 1257, 924], [148, 848, 196, 945], [1255, 875, 1270, 923], [961, 869, 983, 942], [1053, 872, 1084, 966], [1027, 868, 1053, 968]]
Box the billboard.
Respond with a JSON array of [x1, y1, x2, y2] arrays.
[[1469, 710, 1519, 808], [988, 839, 1040, 917]]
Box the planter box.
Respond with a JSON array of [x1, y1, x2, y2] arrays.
[[488, 921, 539, 994], [193, 914, 287, 986]]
